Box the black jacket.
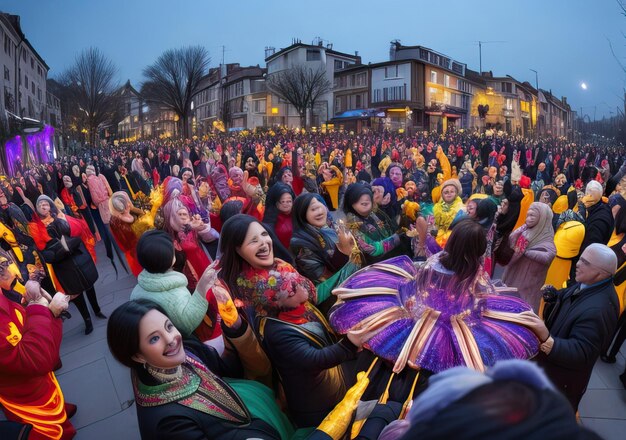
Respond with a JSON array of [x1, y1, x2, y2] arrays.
[[580, 202, 614, 253], [259, 317, 357, 428], [135, 338, 281, 440], [538, 278, 619, 409], [41, 219, 98, 294]]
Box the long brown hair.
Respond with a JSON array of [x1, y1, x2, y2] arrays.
[[439, 218, 487, 283]]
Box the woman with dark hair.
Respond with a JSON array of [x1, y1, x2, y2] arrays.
[[218, 214, 359, 428], [129, 230, 210, 338], [330, 218, 539, 377], [106, 299, 294, 440], [218, 199, 293, 264], [29, 195, 104, 335], [263, 183, 295, 250], [290, 193, 361, 305], [343, 183, 405, 264]]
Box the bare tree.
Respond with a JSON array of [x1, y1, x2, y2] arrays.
[[141, 46, 210, 138], [267, 65, 331, 128], [59, 47, 120, 146]]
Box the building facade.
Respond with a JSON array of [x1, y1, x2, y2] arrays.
[[265, 39, 360, 127], [1, 13, 49, 125], [391, 43, 472, 131]]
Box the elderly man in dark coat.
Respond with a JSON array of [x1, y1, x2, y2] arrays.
[[523, 243, 620, 411]]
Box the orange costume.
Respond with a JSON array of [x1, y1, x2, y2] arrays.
[[0, 296, 75, 439]]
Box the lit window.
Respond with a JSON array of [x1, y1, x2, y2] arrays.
[[430, 70, 437, 84]]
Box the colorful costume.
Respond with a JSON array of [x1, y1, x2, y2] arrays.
[[330, 255, 539, 374], [0, 296, 74, 440]]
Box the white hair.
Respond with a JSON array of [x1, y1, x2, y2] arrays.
[[583, 243, 617, 275], [585, 180, 603, 197]]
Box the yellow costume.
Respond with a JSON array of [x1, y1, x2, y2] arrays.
[[544, 221, 585, 289]]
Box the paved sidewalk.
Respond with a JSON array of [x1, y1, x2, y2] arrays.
[[47, 243, 626, 439]]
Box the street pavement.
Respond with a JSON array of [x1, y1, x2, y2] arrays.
[[22, 243, 626, 439]]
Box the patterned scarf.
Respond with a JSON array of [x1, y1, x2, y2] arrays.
[[133, 354, 249, 423], [235, 259, 318, 324]]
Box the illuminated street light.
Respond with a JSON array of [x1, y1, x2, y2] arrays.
[[581, 82, 588, 90]]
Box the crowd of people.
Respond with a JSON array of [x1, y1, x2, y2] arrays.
[[1, 127, 625, 439]]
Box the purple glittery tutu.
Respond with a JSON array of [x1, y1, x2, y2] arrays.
[[329, 255, 539, 373]]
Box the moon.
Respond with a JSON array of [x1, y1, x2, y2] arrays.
[[581, 82, 588, 90]]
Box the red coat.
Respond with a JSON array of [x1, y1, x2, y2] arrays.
[[0, 296, 74, 439]]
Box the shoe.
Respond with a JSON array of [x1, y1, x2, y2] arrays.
[[601, 354, 616, 364], [95, 312, 107, 319], [84, 320, 93, 335], [65, 403, 77, 419]]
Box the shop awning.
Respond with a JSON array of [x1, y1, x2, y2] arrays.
[[444, 113, 461, 119], [331, 108, 385, 121]]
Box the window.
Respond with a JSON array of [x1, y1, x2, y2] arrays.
[[501, 82, 513, 93], [444, 74, 450, 88], [334, 59, 344, 70], [31, 57, 34, 69], [430, 70, 437, 84], [31, 82, 35, 94], [505, 98, 514, 110], [24, 74, 28, 89], [3, 66, 8, 81], [373, 85, 406, 102], [444, 91, 451, 105], [4, 34, 11, 56], [356, 94, 362, 108], [22, 50, 26, 62], [356, 72, 366, 86], [307, 49, 321, 61], [461, 94, 470, 110], [253, 99, 266, 113], [37, 88, 41, 100], [335, 97, 341, 113], [429, 87, 439, 101], [457, 79, 470, 93], [520, 101, 530, 113], [385, 65, 399, 79]]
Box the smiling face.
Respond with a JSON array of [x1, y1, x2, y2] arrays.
[[276, 192, 293, 215], [237, 222, 274, 269], [132, 309, 186, 369], [306, 198, 328, 228], [441, 185, 457, 203]]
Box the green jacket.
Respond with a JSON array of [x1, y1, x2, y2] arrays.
[[130, 270, 208, 337]]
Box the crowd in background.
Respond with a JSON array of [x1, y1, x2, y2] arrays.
[[1, 128, 625, 439]]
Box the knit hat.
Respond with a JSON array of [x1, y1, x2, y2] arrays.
[[136, 230, 175, 274], [441, 179, 462, 196], [85, 165, 96, 176]]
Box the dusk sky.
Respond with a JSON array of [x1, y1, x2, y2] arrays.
[[4, 0, 626, 119]]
